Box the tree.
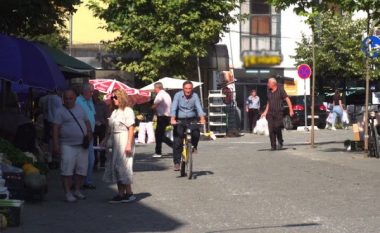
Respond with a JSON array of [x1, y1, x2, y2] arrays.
[[0, 0, 80, 42], [339, 0, 380, 153], [293, 11, 380, 87], [89, 0, 242, 83]]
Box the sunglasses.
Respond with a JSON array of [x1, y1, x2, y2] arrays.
[[111, 95, 118, 100]]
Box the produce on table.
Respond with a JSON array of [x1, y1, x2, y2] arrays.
[[24, 173, 46, 190], [0, 213, 7, 229]]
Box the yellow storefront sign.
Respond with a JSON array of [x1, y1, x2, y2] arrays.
[[242, 50, 282, 68], [284, 80, 297, 96]]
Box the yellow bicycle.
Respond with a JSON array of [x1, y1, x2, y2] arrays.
[[177, 121, 202, 179]]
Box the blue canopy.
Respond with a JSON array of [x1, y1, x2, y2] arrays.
[[0, 34, 67, 91]]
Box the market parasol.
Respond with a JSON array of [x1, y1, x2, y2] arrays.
[[140, 77, 203, 91], [89, 79, 150, 104]]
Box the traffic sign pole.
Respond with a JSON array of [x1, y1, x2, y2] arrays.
[[297, 64, 312, 132]]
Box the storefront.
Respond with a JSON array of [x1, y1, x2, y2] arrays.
[[233, 68, 296, 131]]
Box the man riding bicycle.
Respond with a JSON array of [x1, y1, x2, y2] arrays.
[[170, 80, 206, 171]]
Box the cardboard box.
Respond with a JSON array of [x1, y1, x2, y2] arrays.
[[352, 123, 361, 141]]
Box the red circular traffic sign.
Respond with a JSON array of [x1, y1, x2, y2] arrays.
[[297, 64, 312, 79]]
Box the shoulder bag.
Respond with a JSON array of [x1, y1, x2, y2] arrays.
[[66, 108, 90, 149]]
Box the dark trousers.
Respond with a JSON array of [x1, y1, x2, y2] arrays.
[[43, 119, 51, 143], [267, 113, 284, 148], [93, 124, 106, 166], [248, 109, 260, 132], [173, 118, 200, 164], [155, 116, 173, 154]]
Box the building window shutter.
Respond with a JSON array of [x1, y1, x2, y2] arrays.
[[251, 16, 270, 35]]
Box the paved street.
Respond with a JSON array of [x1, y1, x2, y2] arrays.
[[7, 129, 380, 233]]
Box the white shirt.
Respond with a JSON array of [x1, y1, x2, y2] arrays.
[[154, 90, 172, 116]]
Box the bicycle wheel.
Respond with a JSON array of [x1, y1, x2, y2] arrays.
[[186, 142, 193, 179], [180, 160, 186, 177], [368, 128, 378, 158], [374, 132, 380, 159]]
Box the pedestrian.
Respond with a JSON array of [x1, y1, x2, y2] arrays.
[[261, 77, 294, 150], [76, 83, 96, 190], [101, 89, 136, 203], [170, 81, 206, 171], [245, 89, 260, 133], [136, 101, 155, 144], [38, 91, 63, 168], [330, 90, 344, 131], [93, 90, 110, 169], [52, 89, 92, 202], [1, 81, 19, 113], [152, 82, 173, 158]]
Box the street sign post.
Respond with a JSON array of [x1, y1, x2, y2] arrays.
[[297, 64, 312, 132], [362, 35, 380, 154]]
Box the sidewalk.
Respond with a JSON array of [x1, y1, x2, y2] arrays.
[[5, 128, 380, 233]]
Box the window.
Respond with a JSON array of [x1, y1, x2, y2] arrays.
[[250, 0, 270, 14], [251, 15, 270, 35], [240, 0, 281, 53]]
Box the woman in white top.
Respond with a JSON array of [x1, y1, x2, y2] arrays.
[[101, 89, 136, 203]]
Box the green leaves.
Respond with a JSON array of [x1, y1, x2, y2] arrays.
[[293, 11, 380, 82], [0, 0, 80, 38], [89, 0, 242, 83]]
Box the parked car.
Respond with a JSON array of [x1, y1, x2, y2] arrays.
[[283, 95, 328, 130]]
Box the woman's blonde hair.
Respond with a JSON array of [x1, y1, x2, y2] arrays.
[[111, 89, 134, 109]]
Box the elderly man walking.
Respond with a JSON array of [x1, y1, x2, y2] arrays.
[[53, 89, 92, 202], [262, 77, 294, 151], [152, 82, 173, 158], [76, 83, 96, 189]]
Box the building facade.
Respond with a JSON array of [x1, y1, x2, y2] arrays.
[[218, 0, 312, 130], [66, 0, 135, 86]]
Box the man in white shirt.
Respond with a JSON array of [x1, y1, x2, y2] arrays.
[[245, 89, 260, 133], [152, 82, 173, 158]]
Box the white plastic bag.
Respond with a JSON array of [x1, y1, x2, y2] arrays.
[[326, 113, 333, 124], [342, 111, 350, 124], [254, 117, 269, 136]]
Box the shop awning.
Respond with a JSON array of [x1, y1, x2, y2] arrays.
[[34, 43, 95, 78]]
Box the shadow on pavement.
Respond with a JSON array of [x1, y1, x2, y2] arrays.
[[193, 170, 214, 179], [6, 170, 184, 233], [286, 141, 345, 147], [320, 148, 347, 153], [206, 222, 321, 233], [257, 148, 290, 152], [134, 153, 170, 172]]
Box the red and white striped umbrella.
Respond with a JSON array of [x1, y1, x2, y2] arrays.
[[89, 79, 150, 104]]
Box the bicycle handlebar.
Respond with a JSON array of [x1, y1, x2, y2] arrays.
[[173, 121, 204, 126]]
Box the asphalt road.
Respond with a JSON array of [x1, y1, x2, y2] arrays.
[[6, 129, 380, 233]]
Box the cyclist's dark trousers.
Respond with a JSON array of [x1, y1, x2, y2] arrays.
[[155, 116, 173, 155], [248, 109, 260, 132], [173, 119, 200, 165], [267, 113, 284, 148]]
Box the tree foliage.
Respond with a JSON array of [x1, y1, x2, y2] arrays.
[[269, 0, 380, 82], [89, 0, 242, 83], [293, 11, 380, 84], [0, 0, 80, 48]]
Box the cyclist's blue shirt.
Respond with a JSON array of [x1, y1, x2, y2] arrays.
[[170, 91, 205, 119]]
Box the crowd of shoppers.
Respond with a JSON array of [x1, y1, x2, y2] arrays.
[[4, 75, 351, 204]]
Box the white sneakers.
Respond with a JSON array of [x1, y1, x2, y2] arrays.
[[73, 191, 86, 200], [66, 191, 86, 202], [66, 192, 77, 203]]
